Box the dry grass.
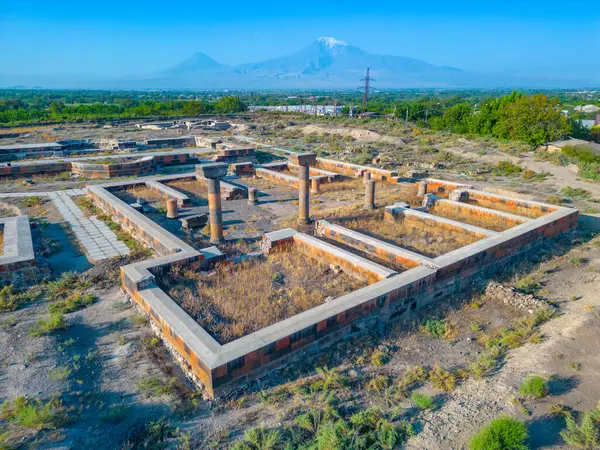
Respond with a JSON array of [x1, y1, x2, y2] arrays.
[[117, 186, 167, 211], [165, 246, 366, 343], [245, 175, 291, 191], [428, 203, 513, 232], [166, 179, 207, 197], [335, 210, 477, 257]]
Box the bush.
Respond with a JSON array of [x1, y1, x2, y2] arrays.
[[519, 375, 548, 398], [560, 402, 600, 449], [0, 285, 41, 313], [429, 363, 457, 392], [514, 276, 541, 294], [29, 314, 69, 337], [493, 160, 522, 177], [469, 416, 528, 450], [399, 365, 428, 389], [231, 427, 281, 450], [469, 347, 504, 378], [48, 293, 95, 314], [420, 318, 446, 338], [411, 393, 435, 410], [370, 349, 391, 366], [0, 396, 67, 430], [46, 272, 88, 299], [137, 376, 176, 398], [20, 196, 44, 208], [561, 186, 592, 200]]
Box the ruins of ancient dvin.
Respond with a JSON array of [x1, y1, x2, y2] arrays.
[[1, 146, 579, 398]]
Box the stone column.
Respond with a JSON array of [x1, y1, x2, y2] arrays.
[[363, 171, 371, 183], [290, 153, 317, 224], [311, 177, 320, 194], [365, 179, 376, 210], [248, 187, 258, 205], [418, 181, 428, 196], [166, 198, 179, 219], [196, 163, 228, 244]]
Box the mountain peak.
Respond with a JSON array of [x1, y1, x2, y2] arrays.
[[318, 37, 348, 48], [161, 52, 223, 75]]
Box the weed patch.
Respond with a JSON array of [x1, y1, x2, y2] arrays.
[[469, 415, 528, 450], [29, 314, 69, 337]]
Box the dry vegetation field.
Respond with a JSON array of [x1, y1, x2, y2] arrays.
[[335, 210, 480, 257], [162, 246, 366, 344], [428, 203, 514, 232]]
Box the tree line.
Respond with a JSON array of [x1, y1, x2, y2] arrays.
[[0, 95, 247, 124]]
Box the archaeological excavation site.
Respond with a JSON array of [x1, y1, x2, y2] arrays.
[[1, 119, 598, 449], [41, 148, 573, 398]]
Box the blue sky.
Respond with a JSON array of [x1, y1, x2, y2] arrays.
[[1, 0, 598, 76]]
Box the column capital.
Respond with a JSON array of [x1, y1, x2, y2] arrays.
[[196, 163, 228, 180], [290, 152, 317, 166]]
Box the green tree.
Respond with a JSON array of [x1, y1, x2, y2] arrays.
[[214, 95, 247, 114], [494, 93, 571, 145]]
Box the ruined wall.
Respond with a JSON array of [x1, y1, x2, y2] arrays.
[[71, 157, 154, 179], [464, 190, 555, 219], [315, 157, 400, 183]]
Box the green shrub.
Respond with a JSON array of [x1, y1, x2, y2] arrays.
[[20, 196, 44, 208], [137, 376, 175, 398], [258, 387, 289, 405], [0, 285, 41, 313], [0, 396, 67, 430], [100, 405, 130, 424], [492, 161, 522, 177], [411, 392, 435, 410], [48, 293, 95, 314], [469, 347, 504, 378], [48, 366, 71, 382], [469, 416, 528, 450], [231, 427, 281, 450], [561, 186, 592, 200], [546, 194, 564, 205], [429, 363, 457, 392], [514, 276, 541, 294], [519, 375, 548, 398], [29, 314, 69, 337], [370, 349, 391, 366], [46, 272, 88, 299], [560, 402, 600, 449], [420, 318, 446, 338], [310, 367, 348, 393]]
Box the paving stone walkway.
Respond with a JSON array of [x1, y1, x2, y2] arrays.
[[48, 192, 130, 262]]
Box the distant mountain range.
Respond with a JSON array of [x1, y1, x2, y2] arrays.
[[2, 37, 599, 89]]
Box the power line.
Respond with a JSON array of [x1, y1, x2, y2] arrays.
[[360, 68, 374, 112]]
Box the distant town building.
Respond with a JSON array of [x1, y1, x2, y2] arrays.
[[135, 122, 174, 130], [574, 104, 600, 113], [184, 120, 231, 131], [248, 105, 343, 116]]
